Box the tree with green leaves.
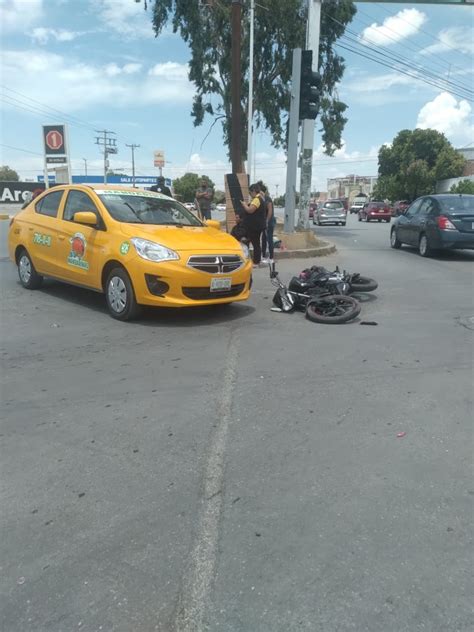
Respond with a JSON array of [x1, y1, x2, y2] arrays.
[[373, 129, 465, 201], [172, 172, 215, 202], [151, 0, 356, 160], [0, 165, 20, 181], [450, 179, 474, 194]]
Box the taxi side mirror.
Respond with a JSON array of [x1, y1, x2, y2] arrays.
[[205, 219, 221, 230], [73, 211, 98, 226]]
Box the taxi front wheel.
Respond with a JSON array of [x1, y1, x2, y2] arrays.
[[105, 267, 142, 321], [17, 248, 43, 290]]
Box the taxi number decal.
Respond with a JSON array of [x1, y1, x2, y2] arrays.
[[33, 232, 52, 247], [120, 241, 130, 255]]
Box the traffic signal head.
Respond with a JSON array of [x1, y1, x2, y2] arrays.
[[299, 50, 321, 121]]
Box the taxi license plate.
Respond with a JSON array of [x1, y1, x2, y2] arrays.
[[210, 277, 232, 292]]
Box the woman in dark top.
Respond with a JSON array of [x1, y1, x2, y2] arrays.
[[240, 182, 267, 266], [258, 181, 275, 264]]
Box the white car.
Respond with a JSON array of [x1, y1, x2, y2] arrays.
[[183, 202, 196, 211], [216, 203, 226, 212]]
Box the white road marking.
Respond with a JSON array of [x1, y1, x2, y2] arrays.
[[174, 330, 239, 631]]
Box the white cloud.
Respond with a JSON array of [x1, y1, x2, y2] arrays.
[[1, 49, 193, 111], [93, 0, 155, 39], [1, 0, 43, 32], [361, 9, 426, 46], [421, 27, 474, 56], [31, 27, 84, 44], [149, 62, 188, 80], [417, 92, 474, 145]]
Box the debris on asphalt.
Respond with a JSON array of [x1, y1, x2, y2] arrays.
[[17, 577, 25, 585], [397, 432, 406, 438], [360, 321, 378, 326], [50, 323, 60, 328]]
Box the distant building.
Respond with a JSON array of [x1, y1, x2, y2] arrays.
[[456, 147, 474, 176], [327, 175, 377, 202]]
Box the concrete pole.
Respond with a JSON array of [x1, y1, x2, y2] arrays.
[[298, 0, 321, 230], [246, 0, 254, 179], [284, 48, 302, 234]]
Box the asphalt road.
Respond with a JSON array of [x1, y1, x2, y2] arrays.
[[1, 214, 473, 631]]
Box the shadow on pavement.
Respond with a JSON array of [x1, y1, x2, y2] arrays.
[[396, 246, 474, 262], [36, 279, 255, 326]]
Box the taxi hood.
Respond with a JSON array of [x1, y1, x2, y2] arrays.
[[120, 223, 240, 252]]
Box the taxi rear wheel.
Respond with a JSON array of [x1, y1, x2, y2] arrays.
[[105, 267, 142, 321], [17, 248, 43, 289]]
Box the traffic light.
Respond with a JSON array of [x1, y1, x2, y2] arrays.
[[299, 50, 321, 121]]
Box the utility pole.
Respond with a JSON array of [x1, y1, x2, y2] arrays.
[[276, 183, 279, 200], [284, 48, 302, 233], [246, 0, 255, 180], [95, 129, 117, 184], [298, 0, 321, 230], [126, 143, 140, 187], [82, 158, 88, 177], [231, 0, 242, 173]]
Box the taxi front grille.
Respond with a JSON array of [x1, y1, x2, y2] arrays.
[[187, 255, 243, 274], [182, 284, 245, 300]]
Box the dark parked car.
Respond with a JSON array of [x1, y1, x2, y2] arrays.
[[392, 200, 410, 217], [358, 201, 392, 223], [314, 200, 346, 226], [390, 194, 474, 257]]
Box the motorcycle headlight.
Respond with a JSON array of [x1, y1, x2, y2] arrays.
[[130, 238, 179, 263], [240, 242, 250, 260]]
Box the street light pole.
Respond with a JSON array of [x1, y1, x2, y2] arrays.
[[231, 0, 242, 173], [82, 158, 88, 177], [246, 0, 255, 180]]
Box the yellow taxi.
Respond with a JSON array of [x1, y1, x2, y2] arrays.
[[9, 184, 252, 320]]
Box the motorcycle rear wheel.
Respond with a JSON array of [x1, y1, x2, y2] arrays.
[[305, 295, 360, 324], [349, 275, 378, 292]]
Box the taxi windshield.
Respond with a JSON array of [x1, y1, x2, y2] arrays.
[[98, 192, 203, 226]]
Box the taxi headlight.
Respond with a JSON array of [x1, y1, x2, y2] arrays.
[[131, 238, 179, 263], [240, 242, 250, 259]]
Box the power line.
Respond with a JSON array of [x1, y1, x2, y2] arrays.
[[374, 2, 473, 59], [336, 39, 473, 103], [339, 33, 473, 100], [0, 143, 43, 157], [325, 13, 473, 100], [352, 9, 472, 87]]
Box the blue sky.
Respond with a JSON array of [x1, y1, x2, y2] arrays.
[[1, 0, 473, 196]]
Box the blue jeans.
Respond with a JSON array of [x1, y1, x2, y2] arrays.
[[262, 218, 275, 258]]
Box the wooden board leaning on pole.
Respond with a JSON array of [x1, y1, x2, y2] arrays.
[[224, 173, 249, 233]]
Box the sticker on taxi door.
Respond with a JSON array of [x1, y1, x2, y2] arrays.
[[67, 232, 89, 270]]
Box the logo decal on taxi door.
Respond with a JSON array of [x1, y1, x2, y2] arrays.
[[67, 232, 89, 270]]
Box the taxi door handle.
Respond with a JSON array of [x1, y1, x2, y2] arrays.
[[58, 235, 66, 241]]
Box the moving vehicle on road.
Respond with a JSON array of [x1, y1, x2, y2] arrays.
[[314, 200, 346, 226], [349, 193, 368, 214], [9, 185, 252, 320], [390, 194, 474, 257], [358, 201, 392, 223], [391, 200, 410, 217]]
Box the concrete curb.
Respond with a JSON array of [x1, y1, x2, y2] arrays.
[[274, 240, 336, 259]]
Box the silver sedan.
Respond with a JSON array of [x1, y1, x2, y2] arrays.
[[314, 202, 347, 226]]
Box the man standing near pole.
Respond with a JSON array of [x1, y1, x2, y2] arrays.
[[195, 177, 214, 220]]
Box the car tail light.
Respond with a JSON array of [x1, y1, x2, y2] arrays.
[[437, 215, 456, 230]]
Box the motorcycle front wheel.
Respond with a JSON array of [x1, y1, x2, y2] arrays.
[[305, 295, 361, 324]]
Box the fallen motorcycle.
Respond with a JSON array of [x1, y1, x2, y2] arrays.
[[296, 265, 378, 294], [270, 263, 361, 324]]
